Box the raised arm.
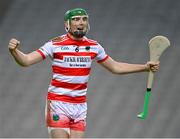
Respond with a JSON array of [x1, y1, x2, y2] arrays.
[[99, 56, 159, 74], [8, 38, 43, 67]]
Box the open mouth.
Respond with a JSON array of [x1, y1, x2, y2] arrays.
[[77, 27, 84, 31]]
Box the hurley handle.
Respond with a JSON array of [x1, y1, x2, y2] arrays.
[[147, 71, 154, 89]]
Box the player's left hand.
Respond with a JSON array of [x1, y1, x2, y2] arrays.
[[146, 61, 160, 72]]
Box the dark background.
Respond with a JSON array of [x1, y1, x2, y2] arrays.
[[0, 0, 179, 137]]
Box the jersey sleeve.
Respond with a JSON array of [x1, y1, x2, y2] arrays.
[[96, 44, 109, 63], [36, 41, 53, 60]]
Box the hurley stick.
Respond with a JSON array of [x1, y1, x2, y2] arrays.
[[137, 36, 170, 119]]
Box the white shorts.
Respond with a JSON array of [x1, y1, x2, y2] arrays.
[[46, 100, 87, 131]]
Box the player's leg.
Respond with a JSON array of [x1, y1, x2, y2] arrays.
[[49, 127, 85, 138], [48, 127, 70, 138], [70, 129, 85, 138]]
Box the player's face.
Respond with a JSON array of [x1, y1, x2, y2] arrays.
[[68, 16, 89, 38]]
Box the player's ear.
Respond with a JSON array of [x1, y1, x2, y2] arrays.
[[64, 21, 70, 32]]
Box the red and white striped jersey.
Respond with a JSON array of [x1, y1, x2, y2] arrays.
[[37, 34, 109, 103]]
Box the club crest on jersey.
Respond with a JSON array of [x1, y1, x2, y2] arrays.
[[53, 114, 60, 121], [85, 46, 90, 51]]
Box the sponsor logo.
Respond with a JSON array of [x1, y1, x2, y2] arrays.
[[64, 56, 91, 63], [63, 56, 91, 67], [61, 46, 69, 50]]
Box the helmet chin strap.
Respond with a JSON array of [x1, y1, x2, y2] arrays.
[[87, 23, 90, 33]]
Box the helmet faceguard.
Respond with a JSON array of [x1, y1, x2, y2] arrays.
[[64, 8, 90, 38]]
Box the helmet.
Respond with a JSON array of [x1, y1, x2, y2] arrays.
[[64, 8, 88, 21]]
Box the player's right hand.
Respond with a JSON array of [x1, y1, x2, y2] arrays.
[[8, 38, 20, 50]]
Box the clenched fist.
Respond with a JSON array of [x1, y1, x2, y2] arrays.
[[146, 61, 160, 72], [8, 38, 20, 50]]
